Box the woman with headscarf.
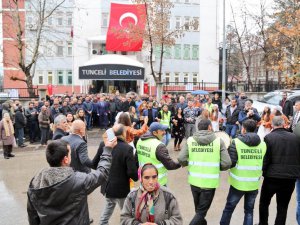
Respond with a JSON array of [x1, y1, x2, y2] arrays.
[[270, 105, 290, 129], [120, 163, 183, 225], [0, 113, 15, 159]]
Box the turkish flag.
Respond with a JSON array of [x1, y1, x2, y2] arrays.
[[47, 84, 53, 96], [106, 3, 146, 52]]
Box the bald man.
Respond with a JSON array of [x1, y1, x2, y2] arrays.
[[62, 120, 95, 173]]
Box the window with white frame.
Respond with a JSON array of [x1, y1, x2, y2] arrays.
[[67, 42, 72, 56], [48, 17, 53, 26], [174, 44, 181, 59], [102, 13, 109, 27], [67, 71, 73, 85], [193, 73, 198, 84], [183, 44, 190, 60], [192, 45, 199, 60], [184, 73, 189, 84], [48, 71, 53, 84], [67, 14, 72, 26], [57, 17, 63, 26], [37, 71, 43, 84], [56, 42, 64, 57], [184, 17, 190, 30], [175, 17, 181, 29], [184, 0, 190, 3], [46, 42, 54, 56], [192, 17, 199, 31], [57, 70, 64, 84], [165, 73, 170, 84], [175, 73, 179, 85]]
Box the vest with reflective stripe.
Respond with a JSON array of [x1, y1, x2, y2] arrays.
[[187, 137, 221, 188], [136, 138, 168, 185], [160, 111, 171, 128], [229, 138, 267, 191]]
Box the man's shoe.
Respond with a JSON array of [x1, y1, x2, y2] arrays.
[[19, 144, 27, 148], [4, 156, 10, 159], [8, 154, 15, 157], [89, 219, 94, 224]]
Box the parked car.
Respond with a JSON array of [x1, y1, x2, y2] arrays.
[[252, 89, 300, 115]]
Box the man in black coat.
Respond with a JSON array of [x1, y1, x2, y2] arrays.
[[225, 99, 240, 138], [279, 92, 294, 119], [15, 105, 27, 147], [94, 124, 138, 225], [27, 138, 114, 225], [52, 114, 68, 140], [62, 120, 94, 173], [258, 116, 300, 225]]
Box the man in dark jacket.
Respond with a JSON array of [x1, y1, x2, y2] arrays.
[[238, 100, 260, 125], [25, 102, 39, 143], [15, 105, 27, 147], [225, 99, 240, 138], [258, 116, 300, 225], [95, 124, 138, 225], [279, 92, 293, 119], [52, 115, 68, 140], [27, 138, 114, 225], [62, 120, 94, 173], [83, 96, 93, 130]]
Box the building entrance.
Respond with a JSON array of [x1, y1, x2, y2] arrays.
[[93, 80, 137, 93]]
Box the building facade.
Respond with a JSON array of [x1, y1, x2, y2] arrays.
[[1, 0, 220, 95]]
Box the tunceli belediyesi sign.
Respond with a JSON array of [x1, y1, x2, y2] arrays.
[[79, 64, 145, 80]]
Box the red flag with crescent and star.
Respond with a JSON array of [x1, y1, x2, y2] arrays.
[[106, 3, 146, 51]]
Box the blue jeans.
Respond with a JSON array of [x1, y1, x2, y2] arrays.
[[162, 132, 171, 146], [296, 179, 300, 224], [16, 128, 24, 146], [85, 114, 92, 129], [225, 124, 238, 138], [220, 186, 258, 225], [99, 197, 125, 225]]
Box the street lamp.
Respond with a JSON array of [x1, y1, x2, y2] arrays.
[[222, 0, 226, 103]]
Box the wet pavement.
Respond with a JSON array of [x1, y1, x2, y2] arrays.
[[0, 129, 297, 225]]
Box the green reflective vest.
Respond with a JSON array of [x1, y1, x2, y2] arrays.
[[229, 138, 267, 191], [187, 137, 221, 188], [136, 138, 168, 186], [160, 111, 171, 128]]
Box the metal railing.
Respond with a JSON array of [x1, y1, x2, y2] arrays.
[[0, 88, 39, 99], [163, 81, 285, 93]]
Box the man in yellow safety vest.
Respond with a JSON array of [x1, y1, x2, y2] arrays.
[[178, 119, 231, 225], [220, 119, 266, 225]]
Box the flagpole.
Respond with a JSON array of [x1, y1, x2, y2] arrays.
[[222, 0, 226, 103]]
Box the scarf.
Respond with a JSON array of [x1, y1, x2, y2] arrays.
[[136, 183, 160, 222], [2, 118, 14, 137]]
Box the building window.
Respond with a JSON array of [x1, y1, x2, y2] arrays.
[[193, 73, 198, 84], [57, 17, 63, 26], [154, 46, 161, 59], [38, 76, 43, 84], [48, 17, 52, 26], [175, 73, 179, 85], [183, 44, 190, 60], [165, 73, 170, 84], [193, 17, 199, 31], [184, 73, 189, 84], [175, 17, 181, 29], [67, 71, 72, 85], [185, 0, 190, 3], [102, 13, 109, 27], [67, 42, 72, 56], [37, 71, 43, 84], [48, 72, 53, 84], [67, 13, 72, 26], [174, 44, 181, 59], [164, 46, 171, 59], [184, 17, 190, 30], [192, 45, 199, 60], [57, 71, 64, 84], [56, 43, 63, 57], [46, 42, 54, 56]]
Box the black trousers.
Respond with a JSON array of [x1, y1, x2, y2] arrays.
[[3, 144, 13, 157], [189, 185, 216, 225], [259, 177, 296, 225]]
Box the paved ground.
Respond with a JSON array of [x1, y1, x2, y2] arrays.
[[0, 129, 297, 225]]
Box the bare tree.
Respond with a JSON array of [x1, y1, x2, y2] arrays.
[[230, 3, 261, 91], [4, 0, 65, 97]]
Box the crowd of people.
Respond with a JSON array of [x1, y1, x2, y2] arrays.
[[1, 90, 300, 225]]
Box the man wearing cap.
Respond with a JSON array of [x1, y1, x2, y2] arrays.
[[136, 122, 181, 186]]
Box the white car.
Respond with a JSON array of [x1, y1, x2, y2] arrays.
[[252, 89, 300, 115]]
